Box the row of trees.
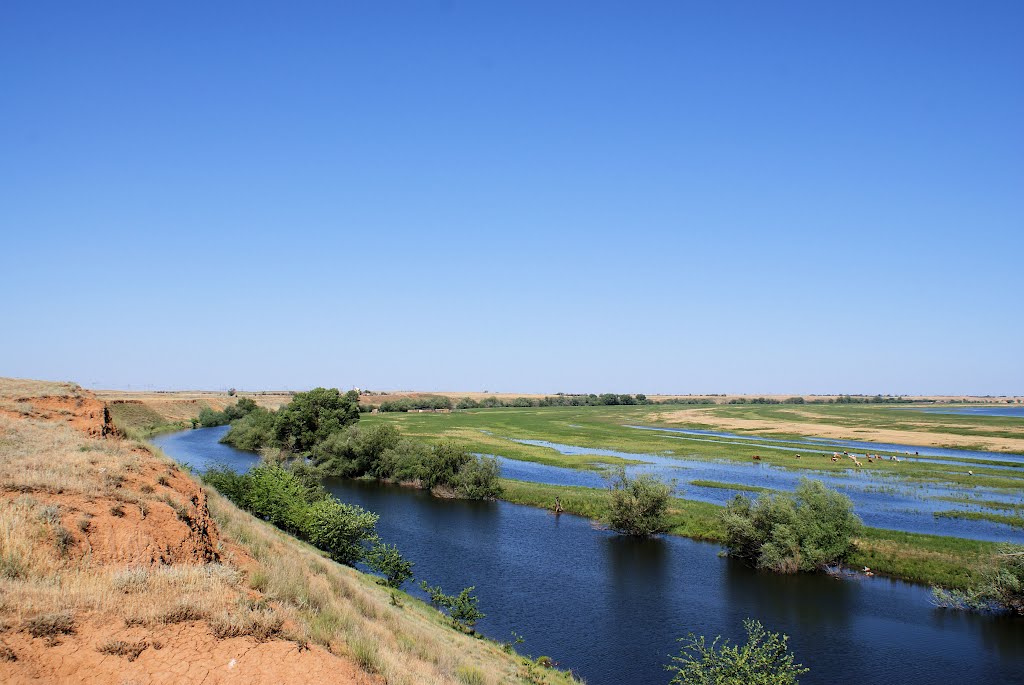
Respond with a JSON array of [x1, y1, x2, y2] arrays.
[[198, 397, 260, 427], [310, 423, 502, 499], [215, 389, 501, 500], [202, 463, 413, 583]]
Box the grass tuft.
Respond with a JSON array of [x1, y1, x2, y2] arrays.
[[22, 612, 76, 639], [97, 639, 148, 661]]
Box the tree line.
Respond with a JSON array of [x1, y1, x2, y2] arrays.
[[213, 388, 502, 500]]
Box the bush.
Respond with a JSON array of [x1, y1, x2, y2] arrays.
[[198, 407, 229, 428], [367, 543, 414, 588], [377, 438, 431, 482], [244, 465, 321, 533], [202, 466, 251, 504], [456, 455, 502, 500], [417, 582, 484, 631], [421, 442, 471, 491], [606, 468, 671, 536], [273, 387, 360, 452], [932, 544, 1024, 614], [204, 463, 381, 567], [448, 586, 485, 631], [221, 406, 277, 451], [303, 498, 380, 566], [667, 619, 808, 685], [722, 479, 861, 573]]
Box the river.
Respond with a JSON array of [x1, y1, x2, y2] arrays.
[[152, 427, 1024, 685]]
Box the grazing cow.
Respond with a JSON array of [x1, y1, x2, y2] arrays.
[[752, 455, 761, 461]]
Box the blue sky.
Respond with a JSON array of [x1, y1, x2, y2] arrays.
[[2, 2, 1021, 394]]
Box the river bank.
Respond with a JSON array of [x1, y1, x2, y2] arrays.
[[152, 426, 1024, 685]]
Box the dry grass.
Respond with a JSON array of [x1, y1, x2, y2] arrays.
[[0, 378, 83, 400], [0, 385, 581, 685], [206, 488, 581, 685], [97, 638, 149, 661]]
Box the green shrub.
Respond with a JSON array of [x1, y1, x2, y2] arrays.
[[202, 467, 251, 505], [722, 479, 861, 573], [367, 543, 414, 588], [448, 586, 485, 632], [221, 407, 277, 451], [456, 456, 502, 500], [933, 543, 1024, 614], [273, 387, 360, 452], [377, 438, 431, 482], [302, 498, 379, 566], [198, 407, 227, 427], [243, 465, 320, 534], [667, 619, 808, 685], [421, 442, 471, 491], [606, 468, 671, 536]]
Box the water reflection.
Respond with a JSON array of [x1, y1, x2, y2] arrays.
[[155, 429, 1024, 685]]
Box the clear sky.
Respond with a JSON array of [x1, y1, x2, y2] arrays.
[[2, 1, 1022, 395]]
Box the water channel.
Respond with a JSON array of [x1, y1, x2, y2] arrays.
[[152, 427, 1024, 685]]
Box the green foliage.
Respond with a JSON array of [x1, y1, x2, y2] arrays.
[[304, 498, 380, 566], [722, 479, 861, 573], [203, 463, 381, 567], [417, 581, 484, 631], [377, 395, 453, 412], [667, 619, 808, 685], [367, 543, 414, 588], [455, 455, 502, 499], [221, 406, 277, 451], [606, 468, 671, 536], [312, 423, 401, 477], [202, 466, 251, 505], [273, 387, 360, 452], [932, 544, 1024, 614], [378, 438, 432, 482], [421, 441, 471, 491], [198, 398, 260, 428], [198, 406, 229, 428], [447, 586, 485, 631], [419, 580, 449, 609]]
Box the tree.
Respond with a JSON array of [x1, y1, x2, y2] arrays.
[[417, 582, 485, 632], [367, 543, 414, 588], [448, 586, 485, 632], [273, 387, 360, 452], [722, 479, 861, 573], [667, 619, 808, 685], [243, 465, 321, 534], [455, 455, 502, 499], [303, 498, 380, 566], [221, 406, 277, 451], [421, 442, 471, 490], [606, 468, 671, 536]]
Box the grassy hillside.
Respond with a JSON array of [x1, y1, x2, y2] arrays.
[[0, 383, 582, 685]]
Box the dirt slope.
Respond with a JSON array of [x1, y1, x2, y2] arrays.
[[0, 379, 370, 684]]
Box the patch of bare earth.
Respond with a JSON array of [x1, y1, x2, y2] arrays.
[[0, 384, 370, 684]]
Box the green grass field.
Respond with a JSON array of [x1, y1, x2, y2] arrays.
[[362, 404, 1023, 589], [361, 405, 1024, 489]]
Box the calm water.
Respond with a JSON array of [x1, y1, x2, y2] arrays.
[[155, 428, 1024, 685], [899, 406, 1024, 418], [505, 439, 1024, 543]]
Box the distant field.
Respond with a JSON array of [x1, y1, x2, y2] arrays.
[[356, 390, 1024, 405], [648, 403, 1024, 453]]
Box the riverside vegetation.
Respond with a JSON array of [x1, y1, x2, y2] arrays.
[[0, 378, 586, 685], [356, 404, 1023, 598], [215, 388, 502, 501]]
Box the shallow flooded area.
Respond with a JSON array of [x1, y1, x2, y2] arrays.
[[154, 427, 1024, 685]]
